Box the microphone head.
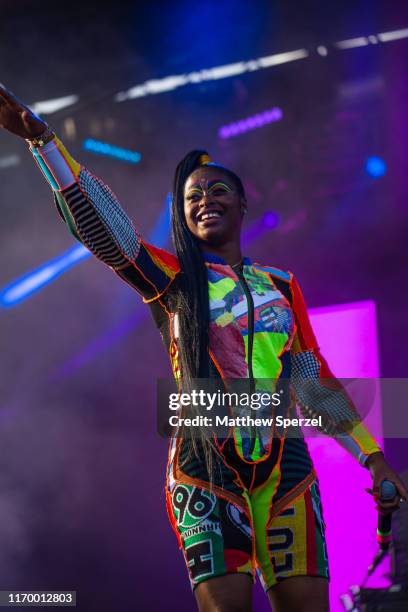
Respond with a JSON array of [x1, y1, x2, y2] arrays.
[[380, 480, 397, 502]]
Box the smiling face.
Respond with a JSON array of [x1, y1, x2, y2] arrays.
[[183, 166, 246, 247]]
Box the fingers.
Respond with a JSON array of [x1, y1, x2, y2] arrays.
[[365, 487, 402, 513], [21, 109, 47, 138], [394, 477, 408, 502], [22, 110, 34, 127], [0, 84, 14, 102], [365, 486, 380, 500], [375, 501, 400, 514], [365, 483, 405, 514], [377, 494, 401, 508], [0, 83, 8, 99], [0, 84, 22, 109]]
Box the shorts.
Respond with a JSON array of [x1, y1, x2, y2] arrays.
[[166, 436, 330, 592]]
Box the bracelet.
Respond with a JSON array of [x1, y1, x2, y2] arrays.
[[26, 126, 55, 148]]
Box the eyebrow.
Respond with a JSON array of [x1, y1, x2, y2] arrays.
[[186, 180, 233, 192]]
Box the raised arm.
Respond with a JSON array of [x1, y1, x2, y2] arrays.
[[289, 272, 407, 510], [0, 85, 180, 303], [289, 273, 381, 464]]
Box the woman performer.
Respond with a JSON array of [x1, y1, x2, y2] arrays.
[[1, 85, 406, 612]]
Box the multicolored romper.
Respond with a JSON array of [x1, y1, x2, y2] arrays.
[[29, 136, 382, 592]]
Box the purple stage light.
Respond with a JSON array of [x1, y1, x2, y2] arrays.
[[218, 107, 283, 139], [262, 211, 280, 228]]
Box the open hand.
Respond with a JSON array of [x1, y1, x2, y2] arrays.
[[365, 451, 408, 514], [0, 84, 47, 139]]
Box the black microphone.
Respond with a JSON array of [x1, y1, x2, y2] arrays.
[[377, 480, 397, 550]]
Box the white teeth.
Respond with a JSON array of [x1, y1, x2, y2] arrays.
[[200, 211, 222, 221]]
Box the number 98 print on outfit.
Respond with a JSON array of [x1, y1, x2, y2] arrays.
[[167, 461, 328, 592]]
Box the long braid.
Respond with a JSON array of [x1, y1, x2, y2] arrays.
[[169, 150, 245, 485]]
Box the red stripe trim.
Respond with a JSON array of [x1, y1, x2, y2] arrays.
[[290, 273, 318, 351], [143, 242, 180, 273], [165, 488, 183, 550]]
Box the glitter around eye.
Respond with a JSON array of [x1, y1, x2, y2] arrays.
[[209, 182, 232, 193], [186, 188, 203, 198], [185, 180, 233, 200]]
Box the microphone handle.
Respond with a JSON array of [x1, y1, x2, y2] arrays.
[[377, 479, 397, 550]]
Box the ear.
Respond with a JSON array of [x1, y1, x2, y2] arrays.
[[240, 196, 248, 216]]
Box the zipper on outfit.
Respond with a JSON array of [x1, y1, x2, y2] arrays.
[[232, 262, 255, 394], [233, 261, 257, 455]]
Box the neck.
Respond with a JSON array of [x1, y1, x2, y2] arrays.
[[200, 241, 243, 266]]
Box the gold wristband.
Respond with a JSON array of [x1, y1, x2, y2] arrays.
[[26, 126, 55, 148]]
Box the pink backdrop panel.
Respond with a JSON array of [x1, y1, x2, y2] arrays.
[[308, 300, 387, 612]]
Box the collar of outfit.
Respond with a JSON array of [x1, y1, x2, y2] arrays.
[[201, 251, 251, 267]]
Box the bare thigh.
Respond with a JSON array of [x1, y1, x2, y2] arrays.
[[195, 573, 253, 612], [267, 576, 329, 612]]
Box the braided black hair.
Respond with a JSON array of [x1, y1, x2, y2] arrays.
[[170, 150, 245, 482]]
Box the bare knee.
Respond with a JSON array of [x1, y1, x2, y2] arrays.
[[197, 591, 252, 612], [195, 574, 252, 612], [267, 576, 329, 612], [199, 602, 250, 612]]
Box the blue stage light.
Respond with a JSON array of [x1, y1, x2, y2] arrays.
[[0, 245, 90, 308], [83, 139, 141, 164], [148, 193, 172, 246], [365, 156, 386, 178], [1, 194, 171, 309]]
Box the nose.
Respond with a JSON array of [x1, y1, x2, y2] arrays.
[[198, 192, 213, 207]]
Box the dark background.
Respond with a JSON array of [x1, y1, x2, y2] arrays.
[[1, 1, 407, 610]]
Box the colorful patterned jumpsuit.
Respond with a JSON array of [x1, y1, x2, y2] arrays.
[[29, 136, 382, 592]]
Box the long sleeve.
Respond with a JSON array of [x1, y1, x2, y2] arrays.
[[29, 135, 180, 302], [289, 273, 382, 466]]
